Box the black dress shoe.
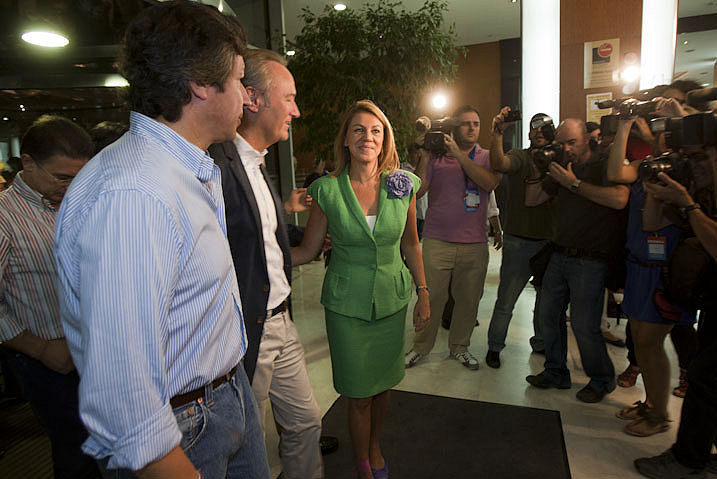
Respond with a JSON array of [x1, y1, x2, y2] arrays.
[[320, 435, 339, 455], [526, 372, 571, 389], [576, 384, 610, 403], [485, 350, 500, 369]]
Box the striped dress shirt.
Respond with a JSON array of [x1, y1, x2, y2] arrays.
[[54, 111, 247, 471], [0, 173, 63, 341]]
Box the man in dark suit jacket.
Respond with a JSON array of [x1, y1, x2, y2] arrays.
[[208, 49, 323, 479]]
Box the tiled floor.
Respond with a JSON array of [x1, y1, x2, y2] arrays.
[[264, 245, 687, 479]]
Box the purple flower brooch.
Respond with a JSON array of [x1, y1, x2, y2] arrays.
[[386, 171, 413, 199]]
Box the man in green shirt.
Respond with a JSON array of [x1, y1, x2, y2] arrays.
[[484, 110, 555, 368]]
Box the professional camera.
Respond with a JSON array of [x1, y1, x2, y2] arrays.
[[415, 116, 460, 155], [650, 112, 716, 149], [530, 115, 556, 142], [637, 152, 689, 185], [533, 142, 567, 174], [598, 98, 661, 136]]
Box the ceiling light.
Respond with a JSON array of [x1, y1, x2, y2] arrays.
[[703, 83, 710, 87], [21, 31, 69, 48], [2, 117, 9, 121], [105, 74, 129, 87], [334, 3, 347, 11], [218, 0, 224, 13], [683, 40, 688, 45], [286, 50, 296, 56]]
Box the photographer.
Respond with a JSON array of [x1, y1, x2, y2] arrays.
[[484, 109, 556, 368], [634, 145, 717, 478], [405, 105, 500, 370], [524, 119, 628, 403], [606, 103, 698, 438]]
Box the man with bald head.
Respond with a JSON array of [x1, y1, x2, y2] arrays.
[[524, 118, 629, 403]]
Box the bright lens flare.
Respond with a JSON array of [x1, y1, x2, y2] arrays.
[[22, 31, 69, 48], [622, 65, 641, 83], [431, 93, 447, 110]]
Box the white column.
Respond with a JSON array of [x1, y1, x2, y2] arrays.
[[521, 0, 560, 148], [10, 136, 20, 157], [639, 0, 678, 90]]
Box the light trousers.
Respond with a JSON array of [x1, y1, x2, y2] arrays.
[[412, 237, 489, 355], [251, 310, 323, 479]]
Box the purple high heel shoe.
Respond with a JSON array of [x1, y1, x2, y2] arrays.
[[371, 463, 388, 479]]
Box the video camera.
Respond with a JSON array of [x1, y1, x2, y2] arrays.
[[415, 116, 460, 155], [640, 87, 717, 192], [533, 142, 567, 175], [598, 98, 662, 137]]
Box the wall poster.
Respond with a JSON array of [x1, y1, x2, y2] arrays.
[[584, 38, 620, 89], [586, 92, 613, 124]]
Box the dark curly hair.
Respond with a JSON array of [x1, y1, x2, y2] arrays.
[[119, 0, 247, 123]]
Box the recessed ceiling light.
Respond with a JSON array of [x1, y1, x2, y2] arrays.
[[334, 3, 347, 11], [703, 83, 710, 87], [683, 40, 688, 45], [21, 31, 69, 48], [286, 50, 296, 56], [2, 117, 9, 121]]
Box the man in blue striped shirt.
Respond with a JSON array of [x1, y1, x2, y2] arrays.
[[54, 2, 270, 478], [0, 115, 98, 479]]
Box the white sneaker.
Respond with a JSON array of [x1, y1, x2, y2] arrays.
[[405, 350, 423, 368], [450, 351, 480, 370]]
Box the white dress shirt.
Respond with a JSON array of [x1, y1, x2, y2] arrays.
[[233, 134, 291, 310]]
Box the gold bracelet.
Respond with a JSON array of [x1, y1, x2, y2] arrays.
[[416, 285, 430, 295]]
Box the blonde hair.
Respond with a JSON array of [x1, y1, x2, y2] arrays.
[[331, 100, 400, 177]]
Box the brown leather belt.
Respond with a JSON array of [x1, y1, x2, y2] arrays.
[[170, 365, 238, 409], [267, 300, 288, 318]]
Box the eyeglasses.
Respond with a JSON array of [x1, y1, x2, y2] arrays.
[[35, 161, 74, 186]]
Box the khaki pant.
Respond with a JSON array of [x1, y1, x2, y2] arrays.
[[412, 238, 489, 355], [251, 309, 323, 479]]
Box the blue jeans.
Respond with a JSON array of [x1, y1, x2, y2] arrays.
[[99, 366, 270, 479], [487, 234, 548, 352], [5, 350, 101, 479], [539, 253, 616, 390]]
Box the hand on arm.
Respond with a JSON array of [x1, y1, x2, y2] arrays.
[[283, 188, 312, 214], [444, 135, 500, 192], [400, 196, 429, 331], [290, 200, 328, 266]]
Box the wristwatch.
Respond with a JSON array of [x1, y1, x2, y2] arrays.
[[679, 203, 701, 216], [569, 179, 582, 193]]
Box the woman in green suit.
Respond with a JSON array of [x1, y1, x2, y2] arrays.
[[292, 100, 430, 479]]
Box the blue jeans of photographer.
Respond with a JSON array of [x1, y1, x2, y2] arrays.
[[487, 234, 548, 353], [539, 252, 616, 390], [98, 366, 270, 479]]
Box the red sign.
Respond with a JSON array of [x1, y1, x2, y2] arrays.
[[598, 43, 613, 57]]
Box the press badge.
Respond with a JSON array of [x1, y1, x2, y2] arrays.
[[647, 236, 667, 261], [464, 187, 480, 212]]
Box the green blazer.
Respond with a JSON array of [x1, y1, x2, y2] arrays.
[[308, 168, 420, 321]]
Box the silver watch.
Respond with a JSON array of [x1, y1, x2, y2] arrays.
[[569, 179, 582, 193]]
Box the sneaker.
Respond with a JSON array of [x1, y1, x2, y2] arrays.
[[672, 368, 688, 398], [405, 350, 424, 368], [634, 450, 708, 478], [450, 351, 480, 370], [526, 372, 571, 389], [617, 364, 641, 388], [576, 384, 611, 403], [616, 400, 651, 420], [485, 350, 500, 369]]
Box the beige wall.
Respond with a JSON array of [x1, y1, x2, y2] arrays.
[[454, 42, 502, 149], [560, 0, 643, 121]]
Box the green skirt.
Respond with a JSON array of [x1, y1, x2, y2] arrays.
[[324, 306, 407, 398]]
